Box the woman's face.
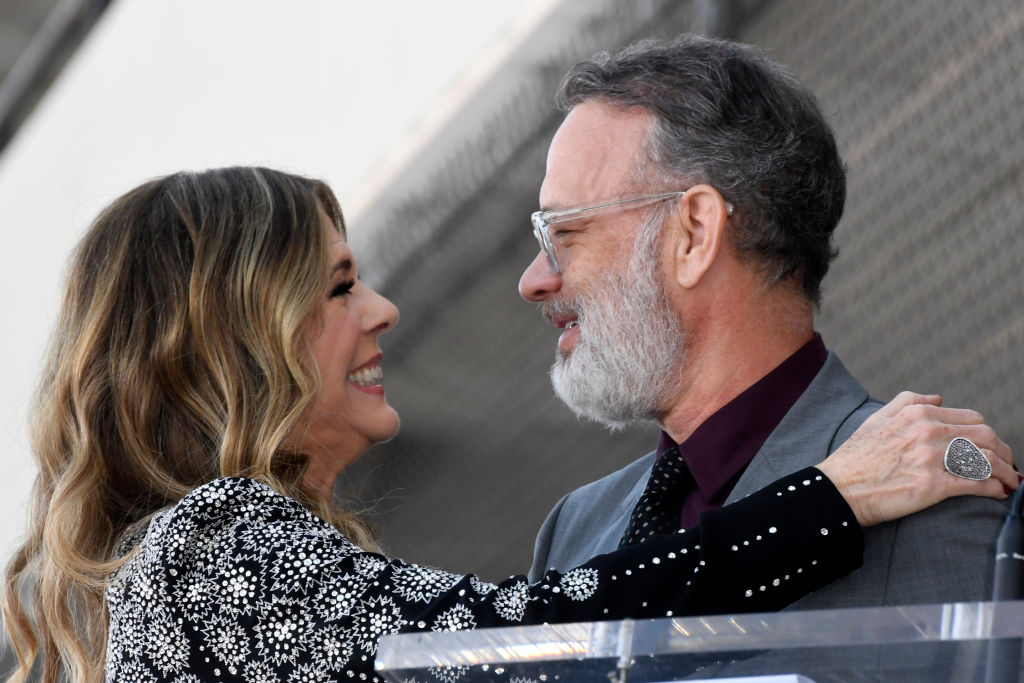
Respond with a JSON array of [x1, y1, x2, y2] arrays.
[[295, 214, 400, 489]]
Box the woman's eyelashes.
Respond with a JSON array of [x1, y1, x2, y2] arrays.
[[330, 279, 356, 299]]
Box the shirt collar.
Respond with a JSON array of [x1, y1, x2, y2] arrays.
[[656, 333, 828, 504]]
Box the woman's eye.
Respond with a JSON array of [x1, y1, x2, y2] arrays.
[[330, 280, 355, 298]]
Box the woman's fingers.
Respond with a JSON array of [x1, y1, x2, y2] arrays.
[[817, 391, 1016, 528], [944, 447, 1018, 495], [942, 463, 1010, 501], [921, 405, 985, 425], [886, 403, 1013, 471], [873, 391, 942, 417], [986, 448, 1018, 492], [944, 423, 1013, 467], [921, 416, 1015, 487]]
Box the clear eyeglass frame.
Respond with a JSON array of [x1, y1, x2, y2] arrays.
[[530, 190, 734, 273]]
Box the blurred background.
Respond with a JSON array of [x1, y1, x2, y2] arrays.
[[1, 0, 1022, 672]]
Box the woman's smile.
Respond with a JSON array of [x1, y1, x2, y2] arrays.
[[348, 357, 385, 395], [294, 216, 400, 481]]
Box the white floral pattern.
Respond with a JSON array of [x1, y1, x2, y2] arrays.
[[428, 664, 469, 683], [144, 610, 189, 676], [559, 568, 599, 601], [105, 472, 859, 682], [393, 565, 462, 603], [351, 594, 406, 655], [492, 581, 531, 622], [201, 614, 251, 666], [431, 604, 477, 632], [255, 597, 310, 665], [470, 577, 496, 595]]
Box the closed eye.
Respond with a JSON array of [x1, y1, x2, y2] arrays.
[[330, 279, 355, 298], [551, 215, 594, 238], [551, 225, 583, 243]]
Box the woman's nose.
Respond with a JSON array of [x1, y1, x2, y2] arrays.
[[367, 288, 399, 333]]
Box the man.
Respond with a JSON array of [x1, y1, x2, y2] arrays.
[[520, 34, 1009, 618]]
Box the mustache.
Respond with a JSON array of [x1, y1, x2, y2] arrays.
[[540, 298, 582, 325]]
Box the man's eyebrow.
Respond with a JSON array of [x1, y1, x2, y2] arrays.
[[540, 195, 592, 213], [538, 194, 567, 211], [539, 201, 568, 214]]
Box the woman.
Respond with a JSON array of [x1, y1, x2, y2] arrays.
[[2, 167, 1014, 683]]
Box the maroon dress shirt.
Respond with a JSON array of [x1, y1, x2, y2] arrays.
[[657, 333, 828, 529]]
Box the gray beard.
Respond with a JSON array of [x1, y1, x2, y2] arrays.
[[547, 228, 686, 430]]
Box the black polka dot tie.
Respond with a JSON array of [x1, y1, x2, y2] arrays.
[[619, 446, 695, 547]]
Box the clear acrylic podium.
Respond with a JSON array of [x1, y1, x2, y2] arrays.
[[376, 601, 1024, 682]]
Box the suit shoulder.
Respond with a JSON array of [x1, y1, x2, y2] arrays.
[[830, 394, 883, 451], [562, 451, 656, 504], [880, 490, 1006, 602], [793, 490, 1006, 609]]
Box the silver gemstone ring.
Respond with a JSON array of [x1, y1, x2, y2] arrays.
[[943, 437, 992, 481]]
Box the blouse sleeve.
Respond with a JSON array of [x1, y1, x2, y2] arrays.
[[394, 466, 861, 629], [105, 467, 861, 683]]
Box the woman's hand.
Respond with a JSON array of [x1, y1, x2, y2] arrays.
[[816, 391, 1017, 527]]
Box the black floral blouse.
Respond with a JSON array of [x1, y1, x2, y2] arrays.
[[105, 468, 861, 682]]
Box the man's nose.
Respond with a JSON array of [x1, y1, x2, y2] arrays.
[[518, 251, 561, 302]]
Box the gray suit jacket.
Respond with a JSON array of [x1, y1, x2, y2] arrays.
[[528, 352, 1007, 612]]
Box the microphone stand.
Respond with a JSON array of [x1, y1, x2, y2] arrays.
[[985, 484, 1024, 683]]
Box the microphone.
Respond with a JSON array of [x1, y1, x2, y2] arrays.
[[985, 484, 1024, 683]]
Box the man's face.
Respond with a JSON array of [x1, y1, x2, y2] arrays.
[[519, 101, 687, 428]]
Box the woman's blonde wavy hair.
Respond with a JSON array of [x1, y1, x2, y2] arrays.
[[2, 167, 380, 682]]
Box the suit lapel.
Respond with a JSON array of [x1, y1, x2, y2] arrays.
[[621, 455, 655, 515], [726, 352, 870, 503], [557, 451, 657, 565]]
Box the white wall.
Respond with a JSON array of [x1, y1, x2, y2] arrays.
[[0, 0, 557, 560]]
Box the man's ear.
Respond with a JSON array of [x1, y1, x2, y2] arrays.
[[666, 184, 731, 289]]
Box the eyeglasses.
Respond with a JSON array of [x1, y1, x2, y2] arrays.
[[530, 190, 734, 273]]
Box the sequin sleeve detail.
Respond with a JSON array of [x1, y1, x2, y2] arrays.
[[105, 469, 861, 682]]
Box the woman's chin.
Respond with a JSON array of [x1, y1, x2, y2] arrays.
[[363, 407, 401, 447], [380, 409, 401, 443]]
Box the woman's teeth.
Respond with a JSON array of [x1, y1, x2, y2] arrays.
[[347, 365, 383, 386]]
